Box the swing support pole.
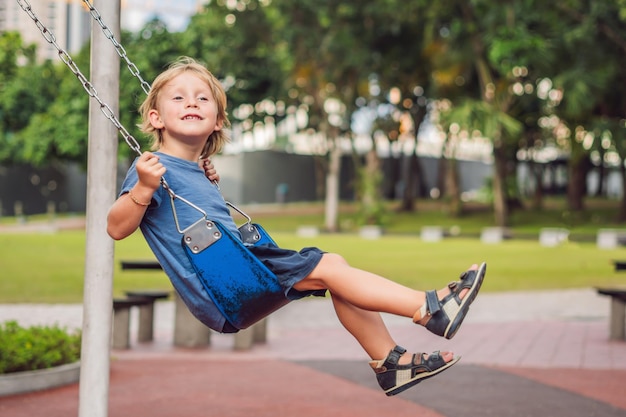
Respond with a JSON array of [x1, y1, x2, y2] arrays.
[[78, 1, 120, 416]]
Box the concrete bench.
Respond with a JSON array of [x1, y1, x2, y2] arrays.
[[539, 228, 569, 247], [596, 287, 626, 340], [124, 290, 170, 342], [296, 225, 320, 238], [112, 297, 154, 349], [597, 229, 626, 249], [172, 291, 267, 350], [421, 226, 443, 242], [481, 227, 507, 244], [120, 260, 164, 270], [612, 260, 626, 272], [121, 259, 269, 350], [359, 225, 383, 240]]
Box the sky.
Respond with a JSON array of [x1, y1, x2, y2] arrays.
[[121, 0, 200, 32]]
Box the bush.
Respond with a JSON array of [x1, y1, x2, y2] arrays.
[[0, 321, 81, 374]]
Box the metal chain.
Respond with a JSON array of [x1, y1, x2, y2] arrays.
[[79, 0, 221, 192], [81, 0, 152, 95], [16, 0, 144, 158], [17, 0, 226, 224]]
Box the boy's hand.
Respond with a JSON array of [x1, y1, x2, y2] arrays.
[[201, 158, 220, 183], [136, 151, 166, 190]]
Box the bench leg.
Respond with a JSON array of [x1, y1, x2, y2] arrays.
[[234, 327, 254, 350], [173, 292, 211, 348], [137, 302, 155, 343], [609, 298, 626, 340], [112, 307, 131, 349], [253, 317, 268, 344], [234, 318, 268, 350]]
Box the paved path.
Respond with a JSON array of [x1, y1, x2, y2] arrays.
[[1, 288, 626, 416]]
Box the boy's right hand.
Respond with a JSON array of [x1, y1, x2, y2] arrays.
[[136, 151, 166, 190]]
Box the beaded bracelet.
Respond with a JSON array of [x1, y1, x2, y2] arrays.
[[128, 190, 150, 206]]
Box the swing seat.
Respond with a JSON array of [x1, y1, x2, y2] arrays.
[[182, 219, 290, 331]]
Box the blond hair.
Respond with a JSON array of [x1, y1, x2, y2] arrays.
[[139, 57, 230, 158]]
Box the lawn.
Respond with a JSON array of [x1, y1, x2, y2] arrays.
[[0, 218, 624, 303]]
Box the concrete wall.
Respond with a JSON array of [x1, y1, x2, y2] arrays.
[[0, 151, 494, 216], [213, 151, 319, 205], [0, 162, 86, 217]]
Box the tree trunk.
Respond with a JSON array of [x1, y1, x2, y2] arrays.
[[594, 151, 606, 197], [399, 105, 428, 212], [324, 141, 341, 232], [445, 157, 462, 216], [442, 138, 462, 217], [530, 161, 544, 211], [618, 160, 626, 222], [566, 154, 589, 211], [492, 146, 509, 227], [360, 148, 384, 225], [399, 151, 417, 211]]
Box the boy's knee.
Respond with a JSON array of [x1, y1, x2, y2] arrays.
[[322, 252, 348, 266]]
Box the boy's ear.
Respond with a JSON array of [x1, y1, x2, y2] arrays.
[[148, 109, 164, 129], [214, 118, 224, 131]]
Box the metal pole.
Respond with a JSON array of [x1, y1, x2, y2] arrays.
[[78, 1, 120, 416]]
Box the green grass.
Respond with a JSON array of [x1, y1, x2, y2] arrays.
[[234, 197, 626, 239], [0, 222, 624, 303]]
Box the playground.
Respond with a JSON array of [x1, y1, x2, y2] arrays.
[[3, 1, 626, 416], [1, 288, 626, 416]]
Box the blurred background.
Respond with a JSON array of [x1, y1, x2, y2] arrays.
[[1, 0, 625, 234]]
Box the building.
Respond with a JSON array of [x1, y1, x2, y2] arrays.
[[1, 0, 202, 62], [1, 0, 91, 61]]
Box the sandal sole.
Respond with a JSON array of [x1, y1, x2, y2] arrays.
[[384, 355, 461, 396], [443, 262, 487, 339]]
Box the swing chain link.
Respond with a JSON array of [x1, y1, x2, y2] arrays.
[[81, 0, 152, 96], [18, 0, 231, 228], [17, 0, 144, 157]]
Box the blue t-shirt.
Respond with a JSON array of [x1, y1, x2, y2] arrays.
[[120, 152, 240, 332]]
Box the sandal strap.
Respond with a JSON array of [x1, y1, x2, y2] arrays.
[[412, 290, 440, 323], [383, 345, 407, 367], [425, 290, 441, 316], [415, 350, 446, 371]]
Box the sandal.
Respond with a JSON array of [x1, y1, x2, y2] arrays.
[[370, 345, 460, 396], [414, 262, 487, 339]]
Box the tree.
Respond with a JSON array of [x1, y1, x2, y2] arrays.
[[418, 0, 560, 226], [263, 0, 387, 231], [367, 0, 443, 212], [0, 32, 39, 163], [548, 1, 626, 213]]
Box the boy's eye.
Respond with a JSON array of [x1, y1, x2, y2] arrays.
[[173, 96, 183, 100], [198, 96, 209, 101]]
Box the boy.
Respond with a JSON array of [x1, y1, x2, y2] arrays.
[[107, 57, 487, 396]]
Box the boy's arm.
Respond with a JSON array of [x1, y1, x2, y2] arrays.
[[107, 152, 165, 240]]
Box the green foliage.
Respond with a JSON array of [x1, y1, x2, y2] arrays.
[[4, 0, 626, 224], [0, 321, 81, 374], [181, 2, 285, 115], [440, 99, 523, 141]]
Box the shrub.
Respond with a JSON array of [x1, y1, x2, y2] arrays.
[[0, 321, 81, 374]]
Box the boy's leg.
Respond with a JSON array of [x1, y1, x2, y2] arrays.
[[330, 291, 455, 364], [296, 253, 474, 319], [294, 254, 485, 339], [331, 288, 458, 396], [295, 253, 424, 317], [330, 291, 395, 359]]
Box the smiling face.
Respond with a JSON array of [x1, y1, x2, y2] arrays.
[[148, 71, 223, 149]]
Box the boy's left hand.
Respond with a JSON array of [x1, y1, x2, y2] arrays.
[[201, 158, 220, 183]]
